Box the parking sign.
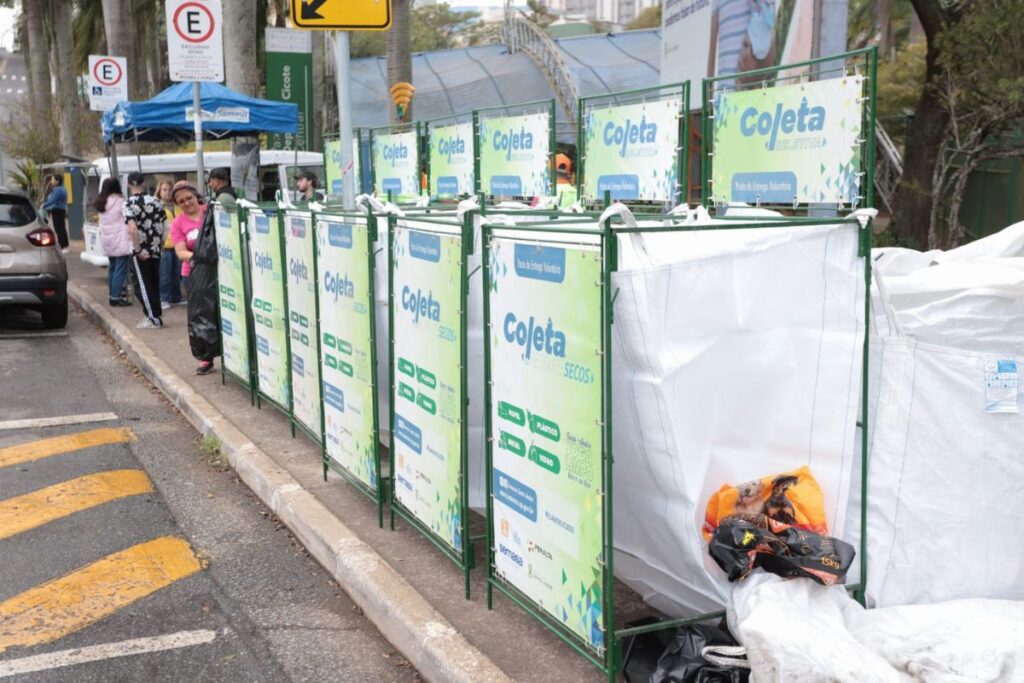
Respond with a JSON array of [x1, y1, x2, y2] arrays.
[[166, 0, 224, 82], [87, 56, 128, 112]]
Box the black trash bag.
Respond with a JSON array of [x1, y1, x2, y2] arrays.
[[652, 624, 749, 683], [185, 205, 220, 362], [709, 516, 855, 585], [621, 617, 676, 683]]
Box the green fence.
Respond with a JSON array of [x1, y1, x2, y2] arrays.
[[313, 209, 387, 524], [424, 114, 475, 201], [474, 100, 556, 201], [369, 123, 422, 202], [214, 202, 256, 404], [578, 82, 690, 208], [282, 209, 322, 441], [702, 48, 878, 213]]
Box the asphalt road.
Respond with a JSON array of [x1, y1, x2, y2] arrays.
[[0, 305, 416, 682]]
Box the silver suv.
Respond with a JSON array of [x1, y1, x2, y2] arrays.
[[0, 189, 69, 328]]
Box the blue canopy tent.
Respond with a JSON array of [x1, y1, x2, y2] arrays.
[[101, 81, 298, 143]]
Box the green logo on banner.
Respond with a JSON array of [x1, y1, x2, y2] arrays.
[[398, 357, 416, 377], [529, 444, 561, 475], [528, 412, 560, 442], [339, 339, 353, 355], [416, 394, 436, 415], [498, 401, 526, 426], [326, 355, 337, 369], [291, 311, 299, 323], [340, 360, 354, 377], [299, 314, 309, 328], [398, 382, 416, 402], [499, 431, 526, 457], [324, 333, 337, 349], [416, 366, 436, 389], [300, 333, 309, 346]]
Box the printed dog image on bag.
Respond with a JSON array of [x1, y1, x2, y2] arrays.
[[702, 466, 828, 541]]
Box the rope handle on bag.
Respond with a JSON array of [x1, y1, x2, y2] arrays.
[[700, 644, 751, 669]]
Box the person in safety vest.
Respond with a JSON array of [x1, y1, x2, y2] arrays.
[[555, 153, 577, 209]]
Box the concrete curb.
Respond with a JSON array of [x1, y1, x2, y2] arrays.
[[69, 283, 512, 683]]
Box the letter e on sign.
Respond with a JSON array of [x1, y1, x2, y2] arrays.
[[87, 55, 128, 112], [166, 0, 225, 82]]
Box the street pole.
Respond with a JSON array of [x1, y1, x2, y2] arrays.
[[333, 31, 355, 209], [192, 81, 205, 194]]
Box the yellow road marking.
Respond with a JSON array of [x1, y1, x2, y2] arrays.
[[0, 470, 154, 541], [0, 537, 202, 654], [0, 427, 134, 469]]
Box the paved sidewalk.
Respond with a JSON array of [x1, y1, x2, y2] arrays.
[[66, 244, 654, 682]]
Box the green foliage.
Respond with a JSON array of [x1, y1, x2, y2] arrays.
[[73, 0, 107, 77], [9, 160, 42, 205], [847, 0, 916, 51], [351, 2, 490, 58], [523, 0, 556, 28], [627, 4, 661, 30]]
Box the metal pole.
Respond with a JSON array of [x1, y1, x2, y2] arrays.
[[108, 142, 120, 184], [192, 81, 205, 194], [333, 32, 355, 209]]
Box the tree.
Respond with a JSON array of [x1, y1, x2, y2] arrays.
[[923, 0, 1024, 247], [388, 0, 413, 122], [888, 0, 963, 249], [48, 0, 81, 156], [72, 0, 107, 76], [224, 0, 259, 96], [627, 4, 661, 30], [23, 0, 52, 114], [100, 0, 141, 97], [522, 0, 555, 28], [352, 3, 488, 58]]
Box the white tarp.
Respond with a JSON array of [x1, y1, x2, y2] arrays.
[[861, 222, 1024, 608], [611, 221, 866, 616], [728, 573, 1024, 683]]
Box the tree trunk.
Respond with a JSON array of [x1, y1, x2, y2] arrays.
[[223, 0, 259, 96], [312, 31, 324, 150], [387, 0, 413, 123], [889, 0, 953, 249], [48, 0, 80, 157], [100, 0, 140, 97], [24, 0, 52, 115]]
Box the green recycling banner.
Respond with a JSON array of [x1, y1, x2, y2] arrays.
[[582, 97, 682, 202], [372, 130, 419, 200], [265, 28, 313, 151], [214, 204, 250, 383], [316, 215, 378, 490], [711, 76, 864, 205], [284, 211, 320, 436], [391, 221, 463, 551], [487, 235, 605, 651], [478, 112, 551, 198], [324, 137, 361, 197], [247, 210, 290, 408], [428, 121, 474, 198]]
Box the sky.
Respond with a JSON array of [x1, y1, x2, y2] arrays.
[[0, 9, 15, 51]]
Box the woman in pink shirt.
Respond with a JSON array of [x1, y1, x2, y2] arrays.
[[94, 178, 131, 306], [170, 181, 218, 375]]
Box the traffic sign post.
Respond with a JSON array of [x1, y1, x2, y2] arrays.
[[87, 56, 128, 112], [166, 0, 225, 194]]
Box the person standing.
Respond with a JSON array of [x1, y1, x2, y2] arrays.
[[294, 170, 318, 202], [555, 153, 578, 209], [94, 178, 131, 307], [42, 174, 70, 253], [208, 167, 238, 209], [124, 172, 166, 329], [156, 180, 183, 308], [170, 181, 218, 375]]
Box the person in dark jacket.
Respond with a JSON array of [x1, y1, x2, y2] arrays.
[[41, 174, 69, 252]]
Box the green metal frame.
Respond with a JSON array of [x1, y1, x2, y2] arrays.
[[322, 127, 363, 196], [701, 47, 878, 212], [245, 202, 294, 421], [368, 122, 422, 199], [480, 212, 873, 681], [422, 113, 475, 201], [218, 202, 257, 406], [281, 208, 323, 444], [577, 82, 691, 208], [385, 211, 483, 598], [472, 99, 557, 201], [312, 208, 387, 526]]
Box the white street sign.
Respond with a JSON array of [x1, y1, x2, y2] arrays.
[[87, 55, 128, 112], [166, 0, 224, 82]]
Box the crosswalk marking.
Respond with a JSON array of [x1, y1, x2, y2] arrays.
[[0, 537, 203, 654], [0, 412, 118, 432], [0, 427, 134, 469], [0, 629, 219, 678], [0, 470, 154, 541]]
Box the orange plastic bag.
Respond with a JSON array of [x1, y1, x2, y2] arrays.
[[702, 466, 829, 541]]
